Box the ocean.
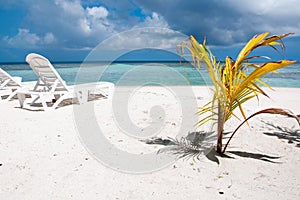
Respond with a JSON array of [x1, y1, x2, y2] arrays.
[[1, 62, 300, 87]]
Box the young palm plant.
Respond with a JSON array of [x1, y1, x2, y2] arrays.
[[180, 32, 297, 154]]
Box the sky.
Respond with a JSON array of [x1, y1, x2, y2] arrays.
[[0, 0, 299, 63]]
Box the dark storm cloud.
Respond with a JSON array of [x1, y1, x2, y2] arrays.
[[134, 0, 300, 45]]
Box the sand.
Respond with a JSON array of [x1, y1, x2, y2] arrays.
[[0, 86, 300, 199]]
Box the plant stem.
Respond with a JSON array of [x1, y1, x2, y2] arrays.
[[222, 117, 245, 154], [222, 108, 300, 154], [217, 101, 224, 154]]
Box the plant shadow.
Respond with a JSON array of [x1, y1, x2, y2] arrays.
[[225, 150, 281, 163], [142, 131, 282, 165], [262, 121, 300, 147], [143, 131, 219, 163], [205, 149, 281, 164]]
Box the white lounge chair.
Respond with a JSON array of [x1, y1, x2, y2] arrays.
[[0, 67, 36, 101], [17, 53, 114, 111]]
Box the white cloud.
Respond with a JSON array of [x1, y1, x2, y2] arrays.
[[3, 29, 56, 48], [79, 18, 92, 35], [54, 0, 91, 36], [85, 6, 112, 33], [87, 6, 108, 19], [99, 28, 186, 51], [54, 0, 84, 16], [44, 33, 56, 44], [52, 1, 114, 39], [1, 1, 171, 51], [135, 12, 169, 28]]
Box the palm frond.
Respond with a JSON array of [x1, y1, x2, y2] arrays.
[[178, 32, 295, 153]]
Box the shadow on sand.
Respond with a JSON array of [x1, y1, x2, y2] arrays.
[[205, 149, 281, 164], [143, 131, 282, 165], [263, 121, 300, 147], [225, 150, 281, 163]]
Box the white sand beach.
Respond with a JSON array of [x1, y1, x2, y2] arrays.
[[0, 86, 300, 199]]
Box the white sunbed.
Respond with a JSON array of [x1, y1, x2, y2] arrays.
[[17, 53, 114, 111], [0, 67, 36, 101]]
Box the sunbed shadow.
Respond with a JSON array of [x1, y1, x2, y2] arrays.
[[15, 94, 107, 111], [15, 99, 76, 111], [262, 121, 300, 147]]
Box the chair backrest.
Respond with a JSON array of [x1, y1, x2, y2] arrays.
[[26, 53, 69, 92], [0, 68, 22, 88]]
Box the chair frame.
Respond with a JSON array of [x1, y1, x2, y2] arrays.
[[0, 68, 36, 101], [17, 53, 114, 111]]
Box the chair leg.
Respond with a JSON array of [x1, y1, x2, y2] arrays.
[[39, 94, 49, 111], [75, 90, 88, 104], [6, 89, 17, 101], [108, 84, 115, 100], [31, 95, 41, 104], [52, 93, 72, 109], [80, 90, 89, 104], [17, 93, 26, 108]]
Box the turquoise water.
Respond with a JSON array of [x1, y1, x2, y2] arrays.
[[1, 62, 300, 87]]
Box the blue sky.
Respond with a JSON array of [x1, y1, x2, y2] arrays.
[[0, 0, 299, 62]]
